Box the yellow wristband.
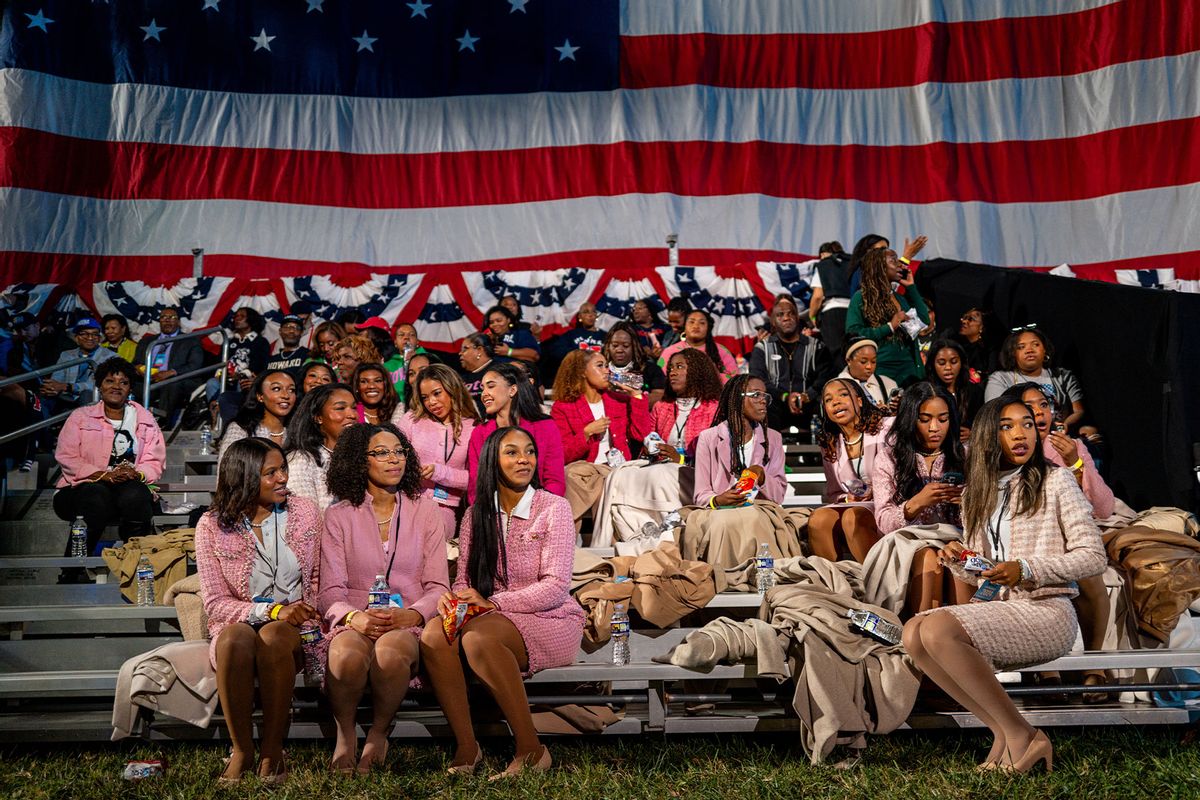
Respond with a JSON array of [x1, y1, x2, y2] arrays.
[[344, 611, 358, 626], [1070, 457, 1084, 471], [708, 497, 717, 509], [269, 603, 283, 620], [899, 256, 912, 265]]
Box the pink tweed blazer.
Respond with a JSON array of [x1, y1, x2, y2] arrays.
[[455, 490, 585, 674], [952, 466, 1107, 601], [649, 398, 719, 459], [194, 495, 323, 668]]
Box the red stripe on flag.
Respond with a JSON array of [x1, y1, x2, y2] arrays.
[[621, 0, 1200, 90], [5, 117, 1200, 207]]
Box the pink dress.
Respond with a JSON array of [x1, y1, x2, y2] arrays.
[[395, 412, 476, 534], [659, 341, 739, 380], [455, 491, 584, 675]]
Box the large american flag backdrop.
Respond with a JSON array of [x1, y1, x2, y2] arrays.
[[1, 0, 1198, 349]]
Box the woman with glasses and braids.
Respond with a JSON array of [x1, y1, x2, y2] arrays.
[[421, 427, 583, 779], [318, 423, 449, 775], [683, 374, 800, 573], [845, 247, 930, 386]]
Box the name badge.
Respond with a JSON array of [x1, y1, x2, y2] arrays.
[[432, 486, 450, 501]]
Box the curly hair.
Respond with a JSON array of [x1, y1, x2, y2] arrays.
[[603, 321, 648, 373], [663, 347, 723, 403], [552, 349, 603, 404], [884, 382, 965, 509], [711, 374, 771, 480], [409, 363, 480, 437], [325, 422, 422, 504], [858, 248, 900, 328], [350, 361, 399, 424], [94, 357, 140, 393], [814, 377, 888, 462], [335, 334, 382, 365]]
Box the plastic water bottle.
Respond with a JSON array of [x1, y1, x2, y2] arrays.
[[755, 542, 775, 594], [135, 554, 155, 606], [367, 574, 389, 610], [299, 623, 325, 686], [847, 608, 903, 646], [69, 516, 88, 558], [198, 423, 213, 455], [610, 602, 631, 665], [644, 431, 665, 456]]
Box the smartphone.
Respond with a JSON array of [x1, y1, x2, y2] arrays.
[[1053, 420, 1067, 435], [942, 471, 965, 486]]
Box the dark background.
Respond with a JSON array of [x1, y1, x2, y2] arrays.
[[917, 259, 1200, 513]]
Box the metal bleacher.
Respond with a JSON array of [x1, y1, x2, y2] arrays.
[[1, 430, 1198, 742]]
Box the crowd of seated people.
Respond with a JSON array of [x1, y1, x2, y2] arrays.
[[7, 228, 1189, 781]]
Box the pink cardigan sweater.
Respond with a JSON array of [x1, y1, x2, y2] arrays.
[[466, 417, 566, 503], [871, 448, 960, 534], [693, 423, 786, 506], [55, 401, 166, 487], [821, 417, 894, 503], [194, 495, 323, 668], [1041, 437, 1114, 519], [649, 398, 719, 459], [395, 412, 476, 517], [316, 492, 449, 630], [550, 392, 651, 463]]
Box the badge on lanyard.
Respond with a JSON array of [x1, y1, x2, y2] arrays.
[[432, 486, 450, 501]]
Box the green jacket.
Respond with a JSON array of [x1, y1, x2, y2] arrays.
[[845, 284, 930, 385]]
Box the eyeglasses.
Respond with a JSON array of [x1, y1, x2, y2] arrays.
[[366, 448, 407, 461], [76, 330, 101, 338], [741, 391, 772, 405], [1010, 323, 1039, 333]]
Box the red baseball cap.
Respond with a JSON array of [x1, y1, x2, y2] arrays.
[[354, 316, 390, 332]]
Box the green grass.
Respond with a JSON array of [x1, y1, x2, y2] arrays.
[[2, 728, 1197, 799]]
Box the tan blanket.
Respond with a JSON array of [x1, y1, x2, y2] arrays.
[[102, 529, 195, 605], [679, 501, 810, 592], [1104, 525, 1200, 644], [860, 523, 963, 615]]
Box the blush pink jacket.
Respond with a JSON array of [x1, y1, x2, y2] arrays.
[[395, 412, 476, 519], [316, 492, 449, 629], [194, 496, 323, 668], [466, 418, 566, 503], [1041, 437, 1115, 519], [55, 401, 166, 488], [693, 423, 786, 507], [871, 448, 960, 534], [821, 417, 894, 503], [649, 399, 719, 459]]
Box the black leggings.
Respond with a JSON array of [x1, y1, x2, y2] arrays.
[[53, 480, 155, 555]]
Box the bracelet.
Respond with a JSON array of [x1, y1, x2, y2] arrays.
[[1070, 457, 1084, 472], [899, 256, 912, 266], [708, 497, 717, 509], [1017, 558, 1031, 583], [137, 470, 146, 483], [269, 603, 283, 620], [344, 610, 358, 626], [506, 346, 513, 357]]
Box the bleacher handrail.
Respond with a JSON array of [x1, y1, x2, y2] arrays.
[[0, 357, 100, 446], [140, 326, 229, 408]]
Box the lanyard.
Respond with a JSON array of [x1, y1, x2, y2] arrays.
[[988, 484, 1014, 561], [443, 427, 458, 464], [382, 498, 402, 583], [247, 509, 282, 596]]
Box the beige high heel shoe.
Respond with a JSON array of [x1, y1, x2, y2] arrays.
[[1002, 730, 1054, 775], [446, 743, 484, 776]]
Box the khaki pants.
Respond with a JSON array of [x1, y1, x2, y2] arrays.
[[565, 461, 612, 537]]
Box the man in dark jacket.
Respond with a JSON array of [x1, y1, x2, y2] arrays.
[[134, 306, 206, 424], [749, 295, 835, 436]]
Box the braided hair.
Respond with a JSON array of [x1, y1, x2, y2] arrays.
[[858, 248, 900, 328], [711, 374, 770, 480]]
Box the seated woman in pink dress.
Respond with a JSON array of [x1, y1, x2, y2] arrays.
[[466, 361, 565, 502], [194, 438, 323, 785], [421, 427, 584, 779], [318, 423, 449, 775], [869, 382, 971, 615], [808, 378, 893, 563], [395, 364, 479, 534]]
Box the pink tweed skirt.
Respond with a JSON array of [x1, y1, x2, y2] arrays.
[[922, 595, 1079, 670]]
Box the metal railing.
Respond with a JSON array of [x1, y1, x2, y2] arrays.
[[0, 358, 100, 446], [140, 326, 229, 409]]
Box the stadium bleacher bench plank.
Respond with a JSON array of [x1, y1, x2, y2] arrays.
[[0, 557, 110, 583], [0, 604, 178, 640]]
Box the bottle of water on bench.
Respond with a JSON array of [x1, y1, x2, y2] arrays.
[[368, 574, 389, 610], [611, 603, 630, 665], [69, 516, 88, 559], [756, 542, 775, 594], [136, 554, 155, 606], [198, 423, 213, 456]]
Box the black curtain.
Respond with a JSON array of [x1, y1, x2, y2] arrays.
[[916, 259, 1200, 513]]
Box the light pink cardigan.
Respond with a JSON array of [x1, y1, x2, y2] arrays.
[[316, 492, 449, 631], [692, 423, 786, 506], [55, 401, 166, 487], [821, 417, 894, 503], [871, 448, 960, 534], [1041, 437, 1114, 519]]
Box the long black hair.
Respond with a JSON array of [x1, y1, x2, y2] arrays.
[[884, 383, 966, 507], [326, 422, 422, 504], [924, 338, 976, 421], [483, 361, 549, 424], [663, 346, 723, 403], [468, 426, 541, 597], [683, 309, 729, 376], [285, 382, 354, 467], [231, 369, 295, 437], [210, 437, 285, 529], [711, 374, 771, 479]]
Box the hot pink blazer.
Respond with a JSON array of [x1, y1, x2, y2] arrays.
[[550, 392, 651, 463], [316, 492, 449, 629], [693, 423, 786, 506], [466, 418, 566, 502], [649, 399, 719, 459], [194, 495, 323, 668], [55, 401, 166, 487]]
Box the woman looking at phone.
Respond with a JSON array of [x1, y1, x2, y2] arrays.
[[902, 398, 1106, 773]]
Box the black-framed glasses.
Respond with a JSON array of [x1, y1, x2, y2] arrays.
[[1010, 323, 1039, 333], [366, 448, 406, 461], [741, 391, 772, 405]]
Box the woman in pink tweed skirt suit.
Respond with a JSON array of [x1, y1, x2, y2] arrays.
[[421, 426, 584, 780], [903, 398, 1106, 774]]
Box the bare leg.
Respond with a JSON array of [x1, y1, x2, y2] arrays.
[[806, 508, 840, 561], [326, 630, 372, 771], [1073, 574, 1112, 694], [255, 621, 302, 775], [458, 614, 540, 759], [359, 631, 419, 771], [950, 576, 976, 606], [906, 547, 944, 617], [214, 624, 258, 780], [419, 618, 478, 766], [840, 507, 882, 563]]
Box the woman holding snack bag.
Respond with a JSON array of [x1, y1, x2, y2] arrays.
[[420, 427, 584, 779]]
